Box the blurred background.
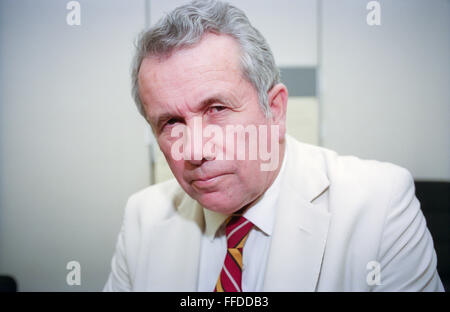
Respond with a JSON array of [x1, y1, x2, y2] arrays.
[[0, 0, 448, 291]]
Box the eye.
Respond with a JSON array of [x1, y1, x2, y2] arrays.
[[166, 118, 179, 125], [162, 117, 182, 130], [208, 105, 226, 114]]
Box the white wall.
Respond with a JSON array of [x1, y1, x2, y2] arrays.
[[320, 0, 450, 180], [0, 0, 150, 291]]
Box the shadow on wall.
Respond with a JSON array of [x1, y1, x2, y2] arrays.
[[415, 181, 450, 292], [0, 276, 17, 292]]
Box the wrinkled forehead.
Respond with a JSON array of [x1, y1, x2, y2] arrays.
[[137, 33, 248, 118]]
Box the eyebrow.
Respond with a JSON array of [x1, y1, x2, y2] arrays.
[[153, 94, 234, 130]]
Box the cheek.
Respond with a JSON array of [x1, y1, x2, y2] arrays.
[[158, 141, 185, 178], [165, 157, 184, 178], [233, 161, 261, 190]]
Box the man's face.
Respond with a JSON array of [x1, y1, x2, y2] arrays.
[[138, 33, 285, 214]]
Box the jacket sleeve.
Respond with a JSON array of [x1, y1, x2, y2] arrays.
[[103, 224, 132, 291], [103, 197, 136, 292], [373, 167, 444, 291]]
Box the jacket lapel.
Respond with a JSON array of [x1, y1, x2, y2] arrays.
[[263, 136, 331, 291]]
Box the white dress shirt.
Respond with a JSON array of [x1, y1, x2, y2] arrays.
[[197, 145, 287, 292]]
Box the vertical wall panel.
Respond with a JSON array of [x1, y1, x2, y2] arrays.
[[320, 0, 450, 180], [0, 0, 149, 291]]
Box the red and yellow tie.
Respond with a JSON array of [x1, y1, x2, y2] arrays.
[[214, 215, 253, 292]]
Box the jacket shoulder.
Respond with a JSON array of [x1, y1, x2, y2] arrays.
[[123, 178, 186, 226], [326, 149, 412, 186], [287, 137, 414, 212], [288, 136, 412, 185], [314, 145, 415, 226]]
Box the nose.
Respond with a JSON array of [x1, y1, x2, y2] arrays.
[[184, 117, 216, 166], [187, 149, 215, 166]]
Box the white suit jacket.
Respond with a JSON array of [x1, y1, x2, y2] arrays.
[[104, 135, 444, 291]]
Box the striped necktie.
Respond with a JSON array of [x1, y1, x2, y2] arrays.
[[214, 215, 254, 292]]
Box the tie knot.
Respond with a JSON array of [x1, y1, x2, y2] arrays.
[[225, 215, 253, 249]]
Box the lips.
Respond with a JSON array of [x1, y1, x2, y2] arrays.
[[190, 173, 230, 190], [193, 174, 223, 182]]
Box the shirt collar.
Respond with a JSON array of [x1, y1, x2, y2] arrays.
[[203, 142, 288, 241]]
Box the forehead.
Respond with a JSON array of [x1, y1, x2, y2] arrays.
[[138, 34, 245, 120]]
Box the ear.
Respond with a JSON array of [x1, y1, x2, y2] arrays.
[[267, 83, 288, 141]]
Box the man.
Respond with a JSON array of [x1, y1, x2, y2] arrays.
[[104, 0, 444, 291]]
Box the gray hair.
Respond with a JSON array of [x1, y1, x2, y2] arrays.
[[131, 0, 280, 118]]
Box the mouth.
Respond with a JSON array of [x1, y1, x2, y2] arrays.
[[190, 173, 231, 190]]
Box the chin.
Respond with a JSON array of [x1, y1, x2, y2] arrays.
[[195, 192, 241, 214]]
